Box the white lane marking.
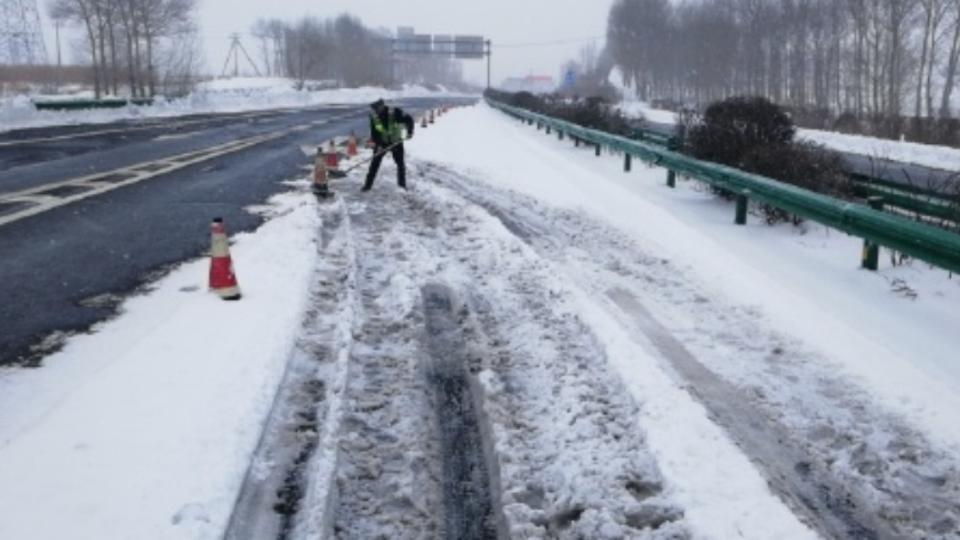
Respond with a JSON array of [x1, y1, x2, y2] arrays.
[[0, 111, 363, 228], [0, 105, 356, 148], [153, 132, 197, 142]]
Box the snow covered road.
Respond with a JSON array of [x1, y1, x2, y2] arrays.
[[1, 103, 958, 539]]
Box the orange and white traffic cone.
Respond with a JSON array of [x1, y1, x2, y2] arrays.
[[325, 140, 345, 179], [347, 134, 358, 158], [209, 218, 241, 301], [421, 115, 428, 128], [313, 148, 331, 197], [429, 109, 435, 124]]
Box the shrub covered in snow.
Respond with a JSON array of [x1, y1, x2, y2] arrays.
[[686, 96, 796, 166], [741, 142, 852, 224], [684, 96, 850, 223], [485, 89, 633, 136]]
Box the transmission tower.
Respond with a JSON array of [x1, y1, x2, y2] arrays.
[[0, 0, 48, 65], [220, 34, 261, 78]]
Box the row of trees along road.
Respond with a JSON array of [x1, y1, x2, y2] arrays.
[[49, 0, 199, 99], [607, 0, 960, 120], [250, 15, 465, 90]]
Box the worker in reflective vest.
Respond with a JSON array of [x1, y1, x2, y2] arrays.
[[363, 99, 415, 191]]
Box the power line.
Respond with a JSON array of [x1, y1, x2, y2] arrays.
[[495, 36, 604, 49]]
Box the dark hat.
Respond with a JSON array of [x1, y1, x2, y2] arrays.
[[370, 99, 386, 110]]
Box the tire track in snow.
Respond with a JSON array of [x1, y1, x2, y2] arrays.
[[224, 197, 358, 540], [422, 284, 497, 539], [330, 186, 456, 538], [425, 164, 960, 539], [322, 168, 688, 538]]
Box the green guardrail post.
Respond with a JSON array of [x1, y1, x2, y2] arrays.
[[861, 196, 885, 271], [537, 121, 542, 131], [546, 125, 552, 135], [574, 137, 580, 147], [736, 190, 750, 225], [558, 130, 564, 141], [624, 153, 632, 173], [667, 169, 676, 188], [595, 144, 601, 157]]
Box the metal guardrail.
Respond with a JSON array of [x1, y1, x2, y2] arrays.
[[33, 98, 154, 111], [488, 98, 960, 274], [629, 124, 959, 225], [852, 180, 958, 223], [631, 127, 674, 148], [849, 174, 958, 223]]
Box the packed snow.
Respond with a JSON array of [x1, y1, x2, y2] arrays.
[[418, 104, 960, 452], [0, 76, 476, 134], [412, 104, 960, 537], [1, 101, 958, 539]]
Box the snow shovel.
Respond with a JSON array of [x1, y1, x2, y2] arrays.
[[341, 141, 405, 175]]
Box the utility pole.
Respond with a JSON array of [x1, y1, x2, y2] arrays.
[[55, 19, 62, 89], [55, 20, 61, 67], [486, 40, 492, 89]]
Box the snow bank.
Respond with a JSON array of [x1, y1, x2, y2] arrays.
[[0, 186, 320, 540], [798, 127, 960, 172], [616, 99, 678, 125], [0, 77, 477, 133]]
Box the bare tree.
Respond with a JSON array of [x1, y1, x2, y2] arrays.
[[917, 0, 941, 116], [942, 0, 960, 117], [49, 0, 103, 97], [261, 15, 447, 89], [47, 0, 198, 98], [597, 0, 960, 138]]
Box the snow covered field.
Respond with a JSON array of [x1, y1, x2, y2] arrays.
[[620, 99, 960, 172], [797, 128, 960, 172], [0, 77, 475, 134], [0, 102, 958, 539]]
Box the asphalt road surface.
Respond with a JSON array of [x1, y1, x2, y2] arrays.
[[0, 97, 475, 366]]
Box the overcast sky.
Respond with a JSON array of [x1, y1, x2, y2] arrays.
[[195, 0, 615, 86]]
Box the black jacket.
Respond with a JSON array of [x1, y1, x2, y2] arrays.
[[369, 107, 415, 147]]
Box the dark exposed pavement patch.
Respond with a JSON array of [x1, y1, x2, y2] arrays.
[[422, 283, 497, 540]]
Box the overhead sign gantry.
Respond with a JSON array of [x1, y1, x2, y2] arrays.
[[391, 30, 492, 88]]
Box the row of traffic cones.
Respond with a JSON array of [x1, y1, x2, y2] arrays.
[[419, 105, 458, 128], [313, 134, 364, 197], [420, 108, 446, 128], [209, 135, 357, 297], [207, 137, 355, 299], [208, 105, 468, 302]]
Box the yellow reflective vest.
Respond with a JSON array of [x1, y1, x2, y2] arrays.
[[371, 110, 404, 146]]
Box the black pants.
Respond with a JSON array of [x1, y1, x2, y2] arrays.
[[364, 144, 405, 189]]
